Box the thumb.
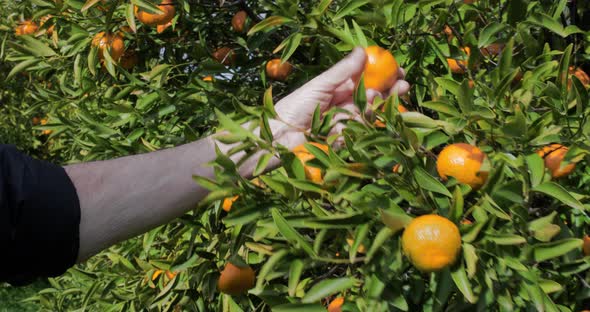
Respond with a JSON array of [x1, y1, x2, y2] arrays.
[[310, 47, 366, 89]]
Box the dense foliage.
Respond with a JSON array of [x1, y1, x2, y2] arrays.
[[1, 0, 590, 311]]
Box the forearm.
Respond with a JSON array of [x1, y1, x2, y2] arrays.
[[67, 118, 300, 262], [66, 136, 219, 261]]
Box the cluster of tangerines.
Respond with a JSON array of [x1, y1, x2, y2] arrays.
[[442, 24, 590, 87], [15, 2, 292, 82], [218, 46, 590, 309]]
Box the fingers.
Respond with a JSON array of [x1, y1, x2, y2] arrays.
[[387, 80, 411, 97], [308, 47, 367, 90]]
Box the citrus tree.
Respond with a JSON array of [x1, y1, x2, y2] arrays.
[[1, 0, 590, 311]]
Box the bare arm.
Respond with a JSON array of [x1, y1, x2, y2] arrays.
[[66, 48, 409, 262]]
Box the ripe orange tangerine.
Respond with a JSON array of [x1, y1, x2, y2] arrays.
[[232, 10, 248, 33], [402, 214, 462, 272], [203, 75, 214, 82], [436, 143, 488, 190], [293, 142, 329, 184], [480, 43, 504, 57], [134, 0, 175, 26], [327, 297, 344, 312], [536, 144, 576, 179], [217, 262, 255, 295], [15, 20, 38, 36], [364, 46, 399, 92], [447, 47, 470, 74], [266, 59, 293, 81], [583, 235, 590, 256], [222, 195, 239, 212], [568, 66, 590, 89], [212, 47, 236, 65], [40, 15, 54, 36], [92, 32, 125, 62]]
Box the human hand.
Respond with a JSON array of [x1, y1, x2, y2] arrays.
[[272, 47, 410, 150]]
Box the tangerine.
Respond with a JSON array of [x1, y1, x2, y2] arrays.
[[436, 143, 488, 190], [15, 20, 38, 36], [212, 47, 236, 65], [583, 235, 590, 256], [217, 262, 255, 295], [364, 46, 399, 92], [266, 59, 293, 81], [447, 47, 470, 74], [536, 144, 576, 179], [222, 195, 239, 212], [327, 297, 344, 312], [134, 0, 175, 26], [402, 214, 462, 272], [92, 32, 125, 62], [293, 142, 329, 184], [568, 66, 590, 89], [232, 11, 248, 33]]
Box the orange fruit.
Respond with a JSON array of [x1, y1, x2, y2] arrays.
[[536, 144, 576, 179], [447, 47, 470, 74], [568, 66, 590, 89], [151, 269, 164, 281], [232, 10, 247, 33], [156, 21, 173, 33], [165, 270, 177, 279], [392, 163, 401, 173], [92, 32, 125, 62], [402, 214, 462, 272], [120, 50, 138, 70], [39, 15, 54, 36], [293, 142, 329, 184], [212, 47, 236, 65], [464, 0, 476, 3], [217, 262, 255, 295], [364, 46, 399, 92], [346, 237, 366, 254], [15, 20, 38, 36], [443, 25, 454, 40], [436, 143, 488, 190], [40, 118, 53, 135], [460, 219, 473, 225], [327, 297, 344, 312], [203, 75, 214, 82], [583, 235, 590, 256], [134, 0, 175, 26], [32, 117, 41, 125], [265, 59, 293, 81], [222, 195, 239, 212], [480, 43, 504, 57]]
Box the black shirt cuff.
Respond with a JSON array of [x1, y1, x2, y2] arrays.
[[0, 145, 80, 286]]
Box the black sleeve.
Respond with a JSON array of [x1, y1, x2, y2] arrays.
[[0, 145, 80, 286]]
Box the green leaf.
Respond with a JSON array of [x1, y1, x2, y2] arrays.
[[18, 35, 56, 57], [413, 167, 452, 197], [333, 0, 369, 20], [525, 153, 545, 188], [533, 238, 583, 262], [288, 260, 304, 297], [7, 58, 39, 79], [380, 208, 412, 234], [484, 233, 526, 245], [301, 277, 356, 303], [478, 22, 508, 48], [247, 16, 294, 36], [532, 182, 585, 211], [271, 209, 317, 257], [272, 304, 325, 312], [451, 263, 477, 303]]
